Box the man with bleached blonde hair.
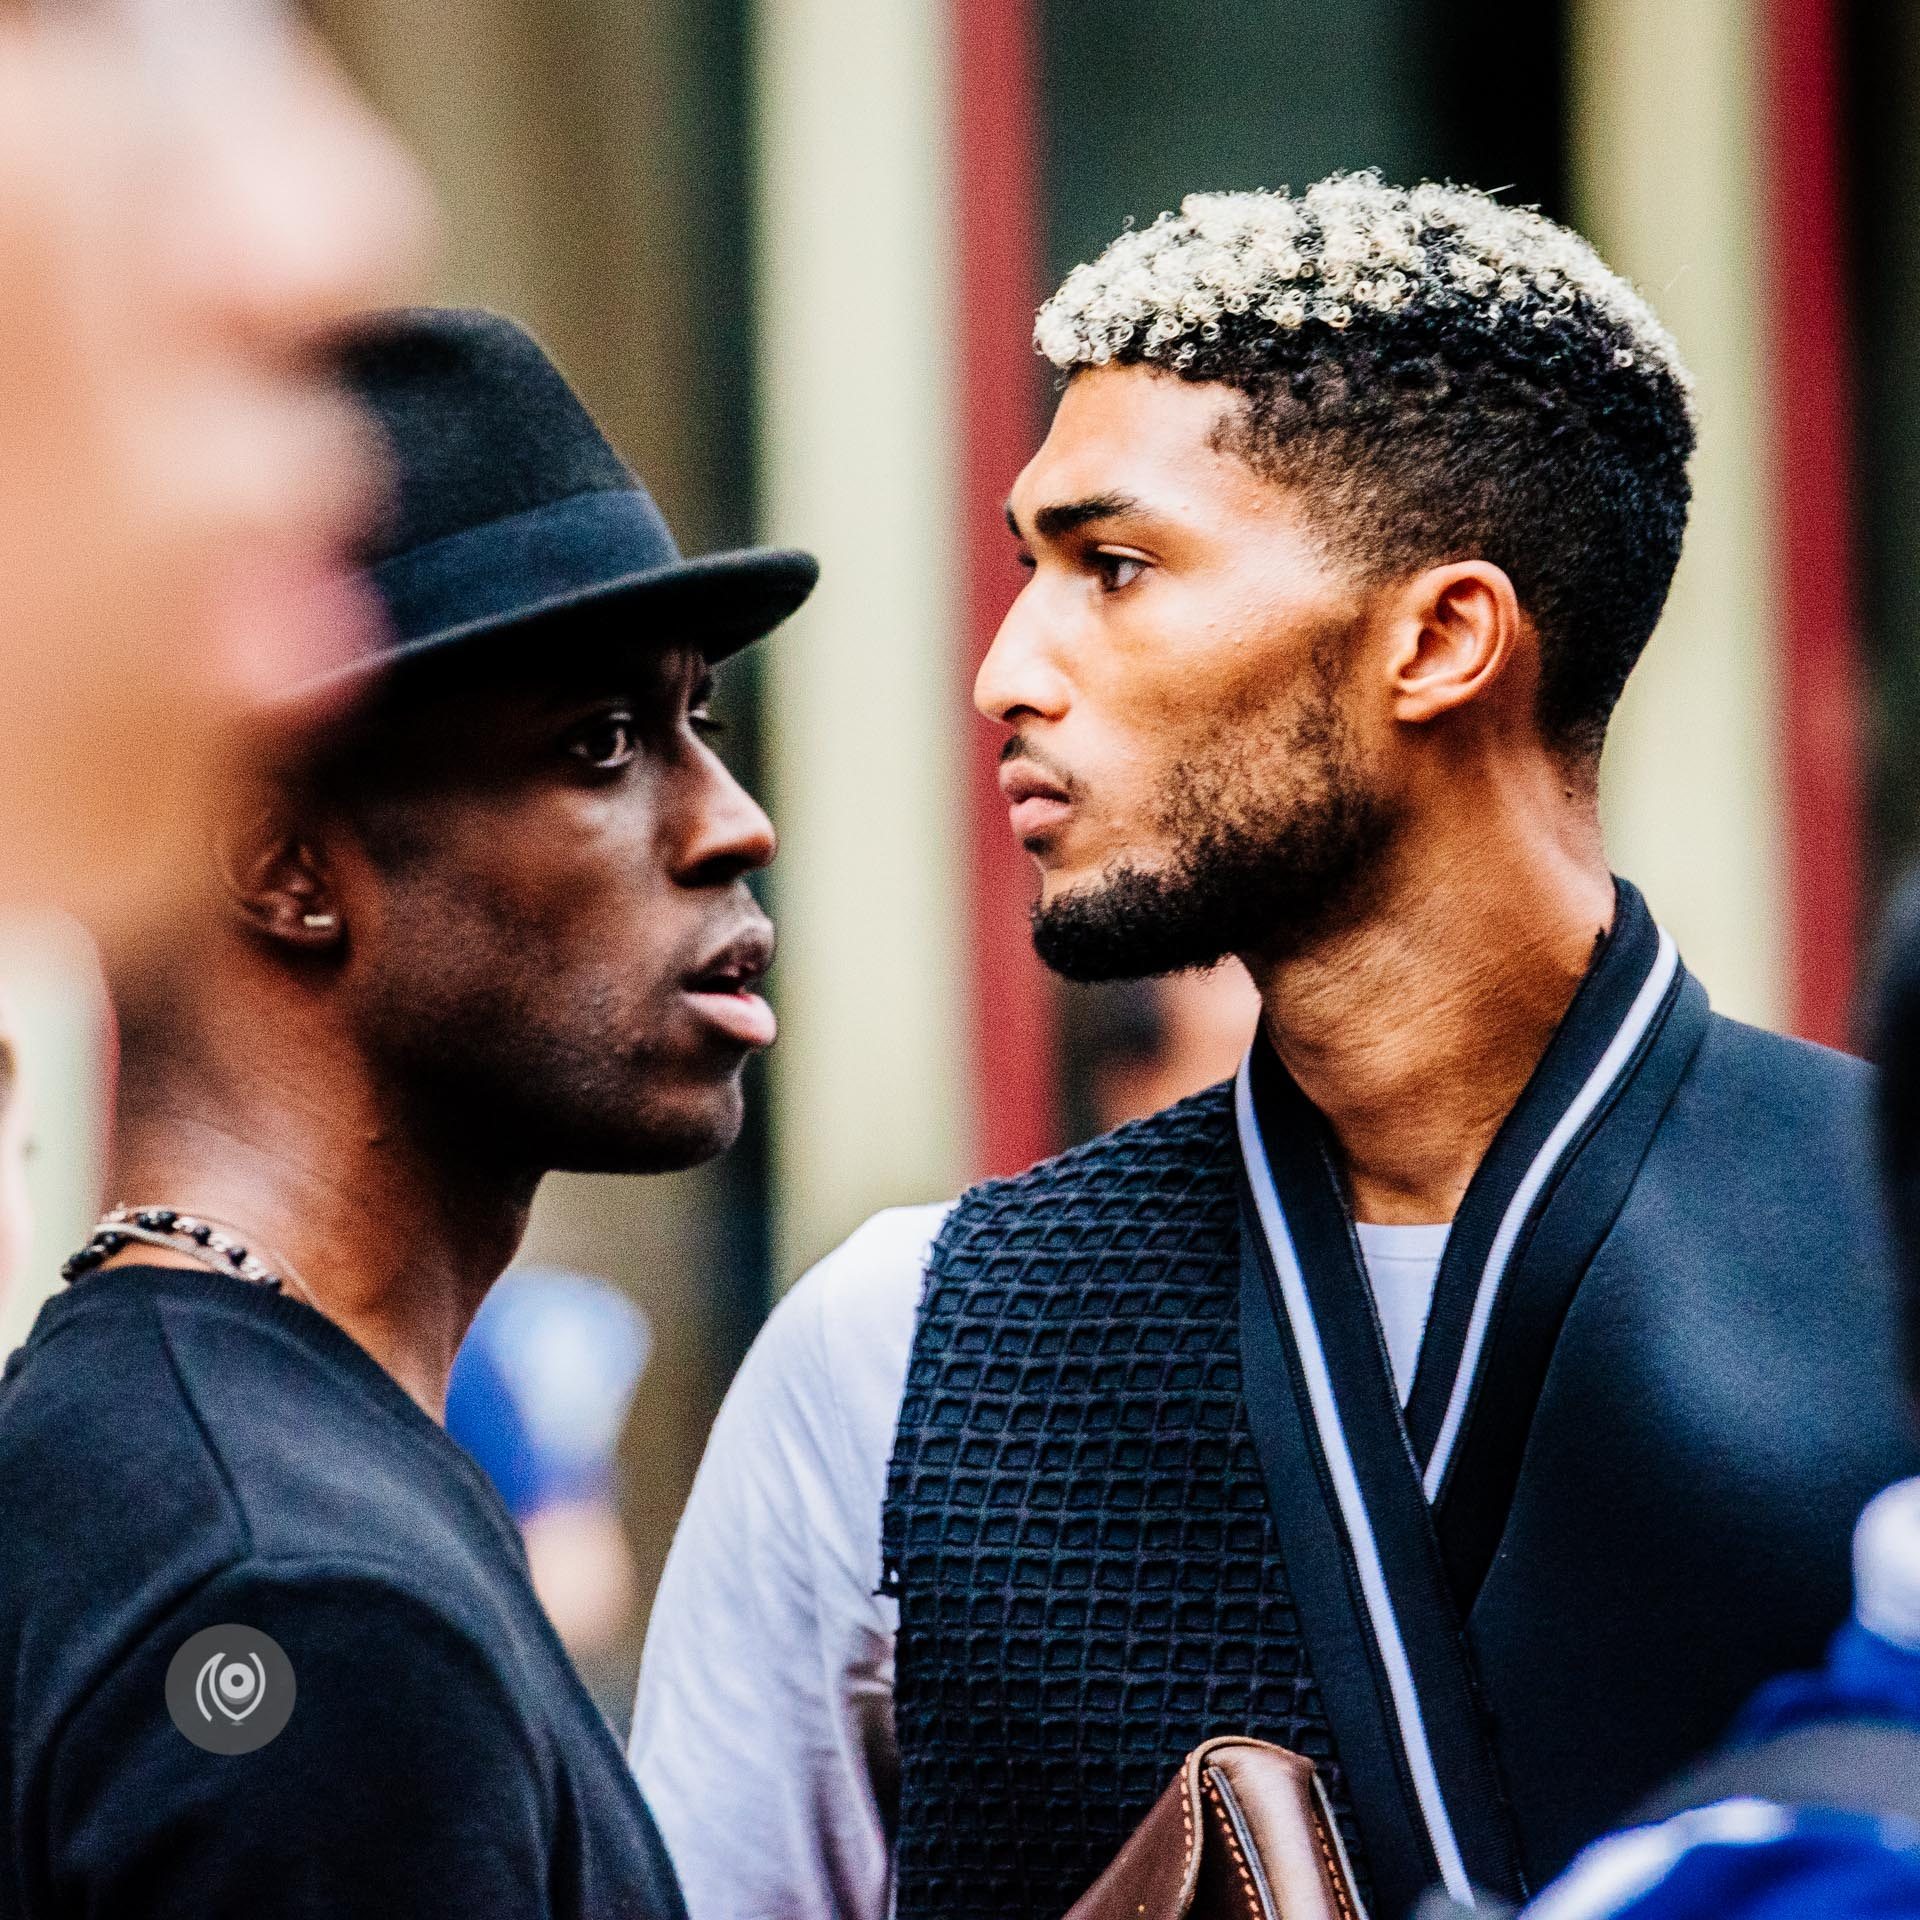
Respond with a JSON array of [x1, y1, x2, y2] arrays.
[[636, 174, 1915, 1920]]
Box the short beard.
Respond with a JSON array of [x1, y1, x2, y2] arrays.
[[1031, 649, 1393, 983]]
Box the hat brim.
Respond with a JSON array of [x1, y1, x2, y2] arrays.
[[296, 497, 819, 703], [379, 543, 820, 673]]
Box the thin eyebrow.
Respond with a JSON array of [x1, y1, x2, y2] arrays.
[[1005, 492, 1149, 543]]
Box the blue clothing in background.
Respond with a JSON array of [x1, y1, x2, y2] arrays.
[[1524, 1480, 1920, 1920], [447, 1269, 650, 1525], [1529, 1804, 1920, 1920]]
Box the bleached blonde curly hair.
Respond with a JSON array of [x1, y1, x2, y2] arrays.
[[1034, 173, 1697, 758]]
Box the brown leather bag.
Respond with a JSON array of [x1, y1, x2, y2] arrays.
[[1064, 1738, 1367, 1920]]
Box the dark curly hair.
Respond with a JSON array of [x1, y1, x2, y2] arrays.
[[1035, 174, 1697, 760]]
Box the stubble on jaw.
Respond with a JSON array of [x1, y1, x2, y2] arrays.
[[1029, 631, 1395, 983]]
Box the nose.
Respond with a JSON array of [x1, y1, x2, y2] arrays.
[[677, 745, 778, 888], [974, 575, 1072, 730]]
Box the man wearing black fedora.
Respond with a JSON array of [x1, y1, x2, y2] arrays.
[[0, 309, 813, 1920]]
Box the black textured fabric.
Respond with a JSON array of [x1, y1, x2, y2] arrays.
[[338, 309, 632, 563], [0, 1266, 687, 1920], [881, 1084, 1355, 1920]]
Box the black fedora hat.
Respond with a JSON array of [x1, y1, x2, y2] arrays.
[[332, 307, 817, 674]]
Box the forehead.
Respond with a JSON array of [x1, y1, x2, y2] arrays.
[[389, 633, 699, 726], [1010, 364, 1273, 527]]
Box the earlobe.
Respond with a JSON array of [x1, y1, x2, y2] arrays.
[[1389, 562, 1522, 727], [217, 806, 346, 954]]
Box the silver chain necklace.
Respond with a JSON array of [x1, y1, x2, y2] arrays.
[[62, 1206, 320, 1310]]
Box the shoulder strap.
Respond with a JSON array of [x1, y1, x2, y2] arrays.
[[1237, 1170, 1528, 1917]]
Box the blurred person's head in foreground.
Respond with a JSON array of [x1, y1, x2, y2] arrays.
[[0, 0, 433, 947], [85, 309, 816, 1413], [985, 172, 1694, 982]]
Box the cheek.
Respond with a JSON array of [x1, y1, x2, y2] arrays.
[[1082, 596, 1293, 817], [375, 795, 682, 995], [510, 853, 682, 1004]]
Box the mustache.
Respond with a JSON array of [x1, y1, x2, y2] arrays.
[[999, 734, 1079, 800]]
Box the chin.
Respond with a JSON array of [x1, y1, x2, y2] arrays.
[[551, 1076, 747, 1178], [1036, 865, 1096, 910], [646, 1093, 747, 1173]]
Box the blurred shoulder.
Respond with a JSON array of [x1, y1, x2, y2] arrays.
[[756, 1202, 952, 1398]]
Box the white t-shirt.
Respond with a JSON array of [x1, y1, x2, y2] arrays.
[[631, 1204, 1448, 1920], [1354, 1219, 1449, 1401]]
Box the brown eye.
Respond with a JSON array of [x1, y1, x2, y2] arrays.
[[1094, 551, 1146, 592], [565, 712, 637, 771]]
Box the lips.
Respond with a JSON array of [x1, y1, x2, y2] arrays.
[[998, 759, 1073, 845], [682, 924, 778, 1049]]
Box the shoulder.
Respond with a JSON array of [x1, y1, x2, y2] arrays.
[[138, 1284, 507, 1588], [792, 1202, 953, 1348], [1697, 1013, 1873, 1121], [140, 1555, 539, 1728], [936, 1079, 1240, 1260], [642, 1207, 953, 1648], [725, 1203, 951, 1486], [0, 1278, 530, 1722], [0, 1282, 249, 1632], [1672, 1012, 1878, 1169], [43, 1552, 548, 1794], [1695, 1012, 1874, 1103], [768, 1203, 950, 1381], [991, 1078, 1239, 1193], [36, 1557, 558, 1914]]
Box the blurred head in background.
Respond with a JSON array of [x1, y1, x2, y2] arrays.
[[0, 994, 29, 1307], [1879, 879, 1920, 1402], [0, 0, 433, 947], [446, 1269, 650, 1675], [984, 173, 1696, 983]]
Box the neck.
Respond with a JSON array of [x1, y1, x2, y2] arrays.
[[1243, 771, 1613, 1225], [106, 1024, 536, 1421]]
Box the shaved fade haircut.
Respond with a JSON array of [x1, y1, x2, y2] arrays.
[[1036, 172, 1698, 759]]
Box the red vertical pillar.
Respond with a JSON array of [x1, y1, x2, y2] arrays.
[[1763, 0, 1864, 1046], [950, 0, 1058, 1172]]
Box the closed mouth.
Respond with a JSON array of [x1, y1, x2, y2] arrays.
[[998, 761, 1072, 808]]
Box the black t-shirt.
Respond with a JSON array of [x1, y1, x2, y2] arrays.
[[0, 1264, 688, 1920]]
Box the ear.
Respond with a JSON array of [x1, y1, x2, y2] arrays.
[[216, 798, 345, 955], [1382, 561, 1527, 728]]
